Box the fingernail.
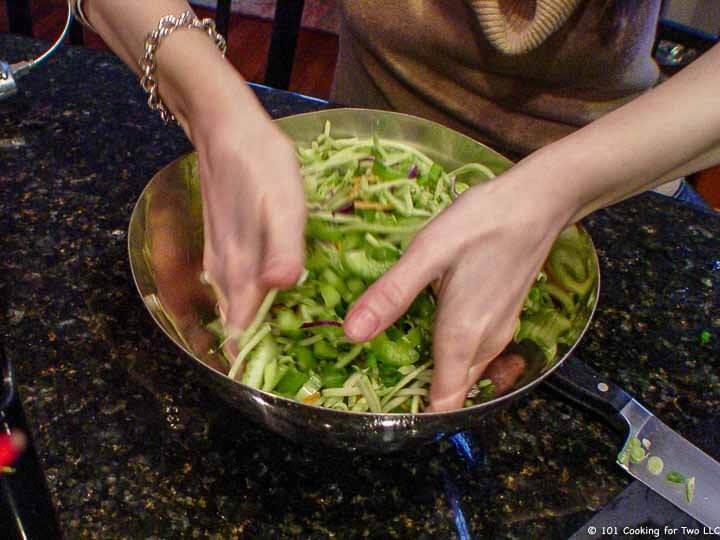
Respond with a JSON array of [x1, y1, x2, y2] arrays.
[[344, 309, 379, 341]]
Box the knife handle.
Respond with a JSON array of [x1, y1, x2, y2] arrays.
[[545, 356, 633, 432]]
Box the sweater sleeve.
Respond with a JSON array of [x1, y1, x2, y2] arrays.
[[467, 0, 582, 55]]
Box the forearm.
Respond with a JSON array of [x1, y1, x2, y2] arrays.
[[83, 0, 268, 140], [510, 43, 720, 222]]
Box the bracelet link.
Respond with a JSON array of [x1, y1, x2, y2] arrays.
[[138, 11, 227, 125]]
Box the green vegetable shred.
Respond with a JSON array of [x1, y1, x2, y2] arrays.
[[666, 471, 686, 484]]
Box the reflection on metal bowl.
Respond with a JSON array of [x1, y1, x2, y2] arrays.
[[128, 108, 599, 452]]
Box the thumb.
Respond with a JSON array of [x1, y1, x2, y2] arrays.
[[343, 238, 442, 342]]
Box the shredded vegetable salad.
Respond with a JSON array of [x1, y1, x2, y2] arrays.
[[206, 122, 596, 413]]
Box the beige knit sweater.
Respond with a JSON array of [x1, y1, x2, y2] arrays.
[[332, 0, 661, 157]]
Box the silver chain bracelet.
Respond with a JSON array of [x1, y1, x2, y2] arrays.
[[139, 11, 227, 124]]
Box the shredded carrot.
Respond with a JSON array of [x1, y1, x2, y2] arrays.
[[354, 201, 394, 211], [350, 176, 362, 198]]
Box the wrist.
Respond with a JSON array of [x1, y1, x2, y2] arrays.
[[188, 94, 284, 163], [151, 28, 263, 137], [500, 145, 583, 229]]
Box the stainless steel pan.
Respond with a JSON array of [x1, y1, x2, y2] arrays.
[[128, 108, 599, 452]]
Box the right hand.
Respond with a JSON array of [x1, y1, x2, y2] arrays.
[[344, 167, 574, 411], [190, 105, 307, 337]]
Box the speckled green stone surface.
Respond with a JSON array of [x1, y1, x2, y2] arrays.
[[1, 35, 718, 539]]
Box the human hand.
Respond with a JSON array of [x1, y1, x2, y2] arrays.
[[343, 173, 573, 411], [191, 106, 306, 338]]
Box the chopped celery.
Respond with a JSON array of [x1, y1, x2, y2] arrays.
[[313, 340, 337, 360], [515, 310, 571, 363], [276, 367, 309, 395], [291, 346, 316, 372], [370, 332, 420, 367], [342, 250, 393, 280], [262, 359, 278, 392], [319, 283, 342, 309], [241, 334, 279, 389], [295, 372, 323, 402], [320, 365, 349, 388], [276, 310, 302, 336]]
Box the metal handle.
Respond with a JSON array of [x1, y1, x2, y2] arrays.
[[0, 5, 73, 101], [545, 356, 633, 432]]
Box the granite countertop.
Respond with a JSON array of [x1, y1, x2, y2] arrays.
[[1, 34, 719, 539]]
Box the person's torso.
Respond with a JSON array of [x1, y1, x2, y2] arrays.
[[335, 0, 661, 154]]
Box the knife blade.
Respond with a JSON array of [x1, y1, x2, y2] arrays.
[[570, 481, 701, 540], [545, 356, 720, 528], [617, 399, 720, 527]]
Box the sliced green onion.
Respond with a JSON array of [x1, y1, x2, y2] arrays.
[[686, 476, 696, 503], [666, 471, 686, 483], [647, 456, 664, 475], [630, 446, 647, 464]]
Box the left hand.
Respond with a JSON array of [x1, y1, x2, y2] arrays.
[[343, 171, 573, 411]]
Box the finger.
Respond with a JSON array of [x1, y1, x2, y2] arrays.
[[215, 230, 265, 335], [225, 279, 266, 336], [259, 194, 306, 289], [462, 315, 519, 385], [344, 236, 444, 342], [426, 311, 483, 412]]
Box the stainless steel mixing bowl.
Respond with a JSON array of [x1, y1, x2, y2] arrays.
[[128, 108, 599, 452]]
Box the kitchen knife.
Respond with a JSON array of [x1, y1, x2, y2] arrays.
[[545, 356, 720, 528], [570, 480, 701, 539]]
